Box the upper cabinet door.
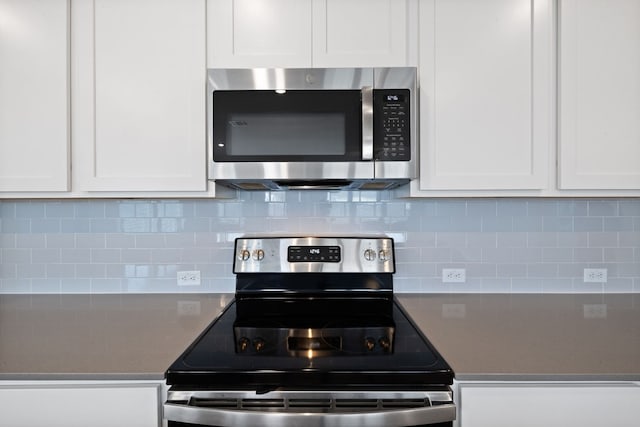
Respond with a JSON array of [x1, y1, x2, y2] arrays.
[[558, 0, 640, 190], [312, 0, 410, 67], [0, 0, 69, 192], [72, 0, 206, 192], [207, 0, 312, 68], [418, 0, 553, 190]]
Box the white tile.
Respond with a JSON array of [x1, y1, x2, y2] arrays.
[[61, 248, 91, 263], [16, 234, 46, 248], [2, 249, 31, 263]]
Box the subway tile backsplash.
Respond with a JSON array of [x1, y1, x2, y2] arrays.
[[1, 194, 639, 294]]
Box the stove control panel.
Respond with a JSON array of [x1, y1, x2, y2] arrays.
[[288, 245, 341, 263], [234, 237, 395, 273]]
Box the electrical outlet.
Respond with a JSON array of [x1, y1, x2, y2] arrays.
[[177, 270, 201, 286], [178, 301, 201, 316], [583, 304, 607, 319], [442, 268, 466, 283], [583, 268, 607, 283]]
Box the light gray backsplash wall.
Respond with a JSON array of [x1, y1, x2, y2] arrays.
[[1, 193, 639, 294]]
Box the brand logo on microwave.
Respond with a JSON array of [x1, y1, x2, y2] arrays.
[[228, 120, 248, 127]]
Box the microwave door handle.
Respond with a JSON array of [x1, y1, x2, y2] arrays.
[[361, 86, 374, 160]]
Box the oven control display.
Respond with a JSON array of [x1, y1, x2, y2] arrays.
[[288, 246, 341, 262]]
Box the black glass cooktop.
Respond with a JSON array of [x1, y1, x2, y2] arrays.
[[166, 298, 454, 389]]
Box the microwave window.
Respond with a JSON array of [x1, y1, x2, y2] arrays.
[[213, 90, 362, 162], [227, 113, 346, 156]]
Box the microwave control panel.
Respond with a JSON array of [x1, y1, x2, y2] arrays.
[[373, 89, 410, 161]]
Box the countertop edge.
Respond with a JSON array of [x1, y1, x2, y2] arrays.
[[454, 373, 640, 382], [3, 372, 639, 383], [0, 373, 166, 382]]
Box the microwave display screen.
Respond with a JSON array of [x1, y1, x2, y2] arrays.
[[227, 113, 345, 156], [385, 94, 405, 102]]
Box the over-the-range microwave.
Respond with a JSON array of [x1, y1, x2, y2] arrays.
[[207, 67, 417, 191]]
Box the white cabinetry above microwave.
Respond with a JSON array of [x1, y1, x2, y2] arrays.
[[206, 0, 415, 68], [2, 0, 639, 198]]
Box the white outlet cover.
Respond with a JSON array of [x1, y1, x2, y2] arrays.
[[442, 268, 466, 283], [583, 268, 607, 283], [177, 270, 201, 286]]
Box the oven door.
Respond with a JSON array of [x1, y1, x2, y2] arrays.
[[164, 389, 455, 427]]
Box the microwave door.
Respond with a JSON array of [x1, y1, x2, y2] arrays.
[[211, 90, 365, 163]]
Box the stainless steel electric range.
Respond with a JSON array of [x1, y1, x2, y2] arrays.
[[164, 236, 455, 427]]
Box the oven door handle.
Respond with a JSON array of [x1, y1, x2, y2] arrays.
[[164, 402, 455, 427], [361, 86, 374, 161]]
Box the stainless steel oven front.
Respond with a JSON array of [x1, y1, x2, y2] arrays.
[[165, 389, 455, 427], [207, 68, 417, 190]]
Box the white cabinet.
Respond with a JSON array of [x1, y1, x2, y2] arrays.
[[457, 382, 640, 427], [206, 0, 413, 68], [417, 0, 554, 191], [558, 0, 640, 190], [312, 0, 410, 67], [207, 0, 312, 68], [0, 0, 70, 192], [72, 0, 207, 192], [0, 381, 162, 427]]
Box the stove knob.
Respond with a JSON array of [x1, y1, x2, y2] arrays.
[[365, 337, 376, 351], [378, 250, 391, 262], [253, 338, 265, 352], [238, 337, 250, 352], [239, 250, 250, 261], [363, 249, 376, 261], [252, 249, 265, 261], [378, 336, 391, 352]]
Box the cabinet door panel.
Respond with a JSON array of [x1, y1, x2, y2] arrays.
[[72, 0, 206, 192], [0, 384, 160, 427], [460, 383, 640, 427], [207, 0, 312, 68], [0, 0, 69, 192], [419, 0, 552, 190], [312, 0, 409, 67], [559, 0, 640, 189]]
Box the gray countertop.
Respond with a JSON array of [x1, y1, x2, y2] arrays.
[[397, 293, 640, 381], [0, 293, 638, 381]]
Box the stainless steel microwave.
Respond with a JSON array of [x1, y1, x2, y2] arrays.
[[207, 67, 417, 190]]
